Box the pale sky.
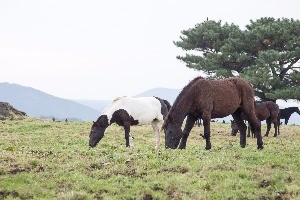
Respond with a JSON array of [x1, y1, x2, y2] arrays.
[[0, 0, 300, 100]]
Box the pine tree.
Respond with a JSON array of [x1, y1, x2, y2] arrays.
[[175, 17, 300, 101]]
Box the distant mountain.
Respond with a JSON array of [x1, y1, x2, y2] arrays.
[[73, 87, 181, 113], [133, 87, 181, 104], [73, 100, 110, 112], [72, 88, 180, 114], [0, 82, 100, 121]]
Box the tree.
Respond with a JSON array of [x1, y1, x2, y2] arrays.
[[174, 17, 300, 101]]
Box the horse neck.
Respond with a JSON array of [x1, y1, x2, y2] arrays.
[[285, 108, 299, 115], [290, 107, 300, 115], [169, 97, 193, 126], [96, 115, 109, 127]]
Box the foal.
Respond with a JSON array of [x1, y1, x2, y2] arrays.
[[231, 101, 279, 137]]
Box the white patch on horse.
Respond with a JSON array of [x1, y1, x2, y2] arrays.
[[129, 136, 134, 147], [151, 121, 160, 149], [102, 96, 164, 125]]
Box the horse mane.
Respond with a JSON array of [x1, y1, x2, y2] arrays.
[[285, 107, 299, 110], [172, 76, 204, 111], [113, 96, 127, 102], [162, 76, 204, 130]]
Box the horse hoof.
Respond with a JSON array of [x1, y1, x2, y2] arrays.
[[264, 135, 268, 137], [257, 145, 264, 150], [241, 144, 246, 148], [200, 134, 206, 139], [178, 145, 186, 149], [205, 146, 211, 150], [273, 135, 277, 137]]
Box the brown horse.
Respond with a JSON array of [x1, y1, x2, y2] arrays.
[[162, 77, 263, 150], [231, 101, 279, 137]]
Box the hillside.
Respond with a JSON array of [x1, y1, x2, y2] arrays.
[[74, 100, 110, 112], [0, 82, 99, 121]]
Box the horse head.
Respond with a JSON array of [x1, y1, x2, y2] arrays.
[[230, 120, 239, 136], [89, 115, 109, 147], [296, 107, 300, 115], [162, 114, 182, 149]]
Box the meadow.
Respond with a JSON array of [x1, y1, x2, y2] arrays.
[[0, 118, 299, 200]]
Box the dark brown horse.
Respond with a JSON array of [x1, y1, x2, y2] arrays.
[[231, 101, 279, 137], [162, 77, 263, 150]]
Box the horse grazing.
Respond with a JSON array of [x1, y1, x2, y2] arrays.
[[231, 101, 279, 137], [89, 96, 170, 149], [278, 107, 300, 125], [162, 77, 263, 150]]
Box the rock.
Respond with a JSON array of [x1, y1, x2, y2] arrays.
[[0, 102, 26, 119]]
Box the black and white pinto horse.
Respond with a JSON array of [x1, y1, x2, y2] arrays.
[[89, 96, 170, 149]]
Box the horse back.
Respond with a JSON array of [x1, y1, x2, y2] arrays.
[[103, 97, 164, 125], [192, 78, 244, 118]]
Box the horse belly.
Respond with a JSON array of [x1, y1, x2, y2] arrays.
[[255, 104, 270, 121]]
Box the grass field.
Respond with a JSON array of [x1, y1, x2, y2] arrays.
[[0, 118, 299, 200]]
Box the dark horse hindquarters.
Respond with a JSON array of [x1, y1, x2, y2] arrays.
[[163, 77, 263, 150], [231, 101, 280, 138]]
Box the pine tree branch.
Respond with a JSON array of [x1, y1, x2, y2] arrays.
[[279, 58, 299, 80], [270, 65, 277, 76]]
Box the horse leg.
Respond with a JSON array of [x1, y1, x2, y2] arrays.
[[285, 117, 289, 125], [151, 121, 160, 149], [277, 120, 280, 135], [272, 117, 278, 137], [247, 121, 251, 137], [123, 122, 131, 147], [232, 109, 247, 148], [202, 112, 211, 150], [277, 118, 280, 135], [242, 109, 263, 149], [264, 118, 271, 137], [179, 115, 197, 149], [249, 122, 256, 138]]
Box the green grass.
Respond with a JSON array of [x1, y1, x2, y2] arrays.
[[0, 118, 299, 199]]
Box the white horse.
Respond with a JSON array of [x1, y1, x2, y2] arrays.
[[89, 96, 170, 149]]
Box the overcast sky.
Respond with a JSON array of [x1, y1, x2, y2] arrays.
[[0, 0, 300, 100]]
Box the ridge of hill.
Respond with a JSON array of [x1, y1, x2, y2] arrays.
[[0, 82, 99, 121]]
